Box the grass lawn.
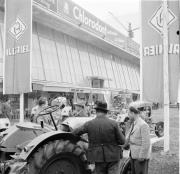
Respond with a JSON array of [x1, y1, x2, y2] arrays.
[[149, 108, 179, 174]]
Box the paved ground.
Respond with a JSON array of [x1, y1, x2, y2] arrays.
[[149, 108, 179, 174]]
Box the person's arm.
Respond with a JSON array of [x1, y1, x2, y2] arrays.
[[72, 122, 88, 136], [115, 122, 125, 145], [139, 123, 151, 160]]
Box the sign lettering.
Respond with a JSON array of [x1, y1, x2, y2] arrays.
[[143, 44, 179, 56]]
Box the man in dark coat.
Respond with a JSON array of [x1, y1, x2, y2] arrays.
[[73, 101, 125, 174]]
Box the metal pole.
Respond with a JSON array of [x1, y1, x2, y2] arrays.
[[162, 0, 170, 152], [20, 93, 24, 122], [178, 0, 180, 163], [139, 0, 143, 101]]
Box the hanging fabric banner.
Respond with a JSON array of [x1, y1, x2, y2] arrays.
[[3, 0, 32, 94], [141, 0, 179, 103]]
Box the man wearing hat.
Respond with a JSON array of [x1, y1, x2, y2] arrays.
[[73, 101, 125, 174]]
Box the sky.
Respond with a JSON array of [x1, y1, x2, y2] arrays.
[[73, 0, 140, 43]]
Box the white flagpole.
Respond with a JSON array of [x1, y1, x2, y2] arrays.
[[20, 93, 24, 122], [178, 0, 180, 165], [162, 0, 170, 152], [139, 0, 143, 101]]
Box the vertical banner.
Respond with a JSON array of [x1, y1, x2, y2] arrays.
[[141, 0, 179, 103], [3, 0, 32, 94]]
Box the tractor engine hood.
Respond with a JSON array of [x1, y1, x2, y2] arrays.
[[0, 122, 46, 153], [61, 116, 95, 130]]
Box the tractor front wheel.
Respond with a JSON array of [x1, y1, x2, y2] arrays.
[[155, 121, 164, 137]]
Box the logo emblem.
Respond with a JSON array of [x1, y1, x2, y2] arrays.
[[149, 5, 176, 34], [9, 17, 26, 40]]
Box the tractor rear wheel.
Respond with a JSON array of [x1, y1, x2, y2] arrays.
[[27, 140, 87, 174]]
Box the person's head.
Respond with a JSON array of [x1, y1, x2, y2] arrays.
[[38, 97, 47, 106], [128, 106, 140, 121], [94, 101, 108, 117]]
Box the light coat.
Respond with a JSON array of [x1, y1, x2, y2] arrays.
[[127, 117, 151, 159]]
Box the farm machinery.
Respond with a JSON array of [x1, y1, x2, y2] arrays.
[[0, 105, 130, 174]]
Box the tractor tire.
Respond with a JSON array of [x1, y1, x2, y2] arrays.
[[155, 121, 164, 137], [26, 140, 87, 174], [120, 158, 131, 174]]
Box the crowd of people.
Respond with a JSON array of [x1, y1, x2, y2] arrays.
[[30, 96, 97, 125]]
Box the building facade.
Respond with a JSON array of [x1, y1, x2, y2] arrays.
[[0, 0, 140, 117]]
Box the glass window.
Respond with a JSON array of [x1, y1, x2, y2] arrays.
[[103, 53, 116, 88], [87, 45, 99, 76], [115, 57, 127, 90], [53, 30, 72, 83], [120, 59, 132, 90], [94, 47, 103, 77], [111, 56, 122, 89], [95, 48, 109, 88], [77, 40, 93, 79], [66, 36, 84, 85], [32, 23, 45, 80], [129, 64, 139, 90], [134, 66, 140, 90], [63, 35, 77, 84], [37, 24, 62, 82], [125, 62, 134, 90]]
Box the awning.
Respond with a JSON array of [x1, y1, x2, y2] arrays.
[[32, 81, 139, 94]]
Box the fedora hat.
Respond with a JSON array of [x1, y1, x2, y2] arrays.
[[94, 101, 108, 112]]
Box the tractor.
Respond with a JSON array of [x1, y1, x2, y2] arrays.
[[116, 101, 164, 137], [0, 105, 131, 174]]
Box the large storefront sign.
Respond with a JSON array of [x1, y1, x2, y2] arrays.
[[33, 0, 139, 56], [58, 0, 130, 50], [58, 0, 107, 36], [141, 0, 179, 103], [4, 0, 32, 94]]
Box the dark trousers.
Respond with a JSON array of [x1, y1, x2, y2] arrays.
[[95, 161, 120, 174], [130, 158, 149, 174]]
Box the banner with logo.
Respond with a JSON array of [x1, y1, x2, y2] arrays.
[[141, 0, 179, 103], [4, 0, 32, 94]]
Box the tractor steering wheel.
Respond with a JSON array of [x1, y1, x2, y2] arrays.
[[38, 105, 60, 116], [36, 105, 60, 131]]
